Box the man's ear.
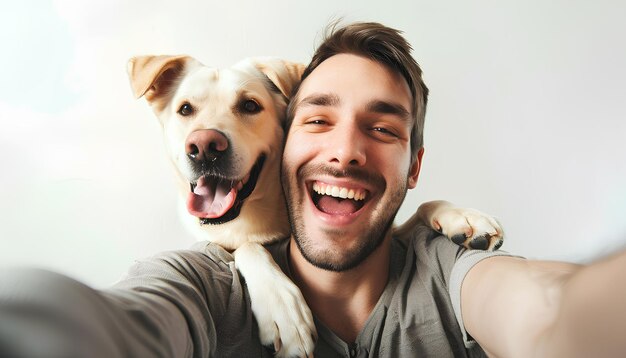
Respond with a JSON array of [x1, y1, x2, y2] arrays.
[[127, 55, 191, 102], [407, 147, 425, 189], [249, 58, 306, 98]]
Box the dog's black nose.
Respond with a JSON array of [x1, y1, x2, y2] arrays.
[[186, 129, 229, 164]]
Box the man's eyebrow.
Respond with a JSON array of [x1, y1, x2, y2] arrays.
[[365, 100, 411, 119], [297, 93, 341, 108]]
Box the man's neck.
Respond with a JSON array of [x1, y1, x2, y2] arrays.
[[288, 235, 392, 344]]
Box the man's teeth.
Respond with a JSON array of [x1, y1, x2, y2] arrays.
[[312, 182, 366, 201]]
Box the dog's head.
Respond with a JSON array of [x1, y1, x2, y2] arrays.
[[127, 55, 304, 248]]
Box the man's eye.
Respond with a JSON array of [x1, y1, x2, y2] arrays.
[[240, 99, 262, 114], [371, 127, 398, 137], [306, 119, 327, 125], [177, 103, 194, 116]]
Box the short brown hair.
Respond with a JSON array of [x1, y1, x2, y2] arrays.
[[286, 21, 429, 163]]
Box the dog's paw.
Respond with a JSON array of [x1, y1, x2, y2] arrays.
[[432, 206, 504, 250], [234, 243, 316, 358], [249, 277, 316, 358]]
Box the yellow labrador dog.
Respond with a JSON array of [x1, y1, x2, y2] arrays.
[[127, 55, 503, 357]]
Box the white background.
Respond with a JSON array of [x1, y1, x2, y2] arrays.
[[1, 0, 625, 287]]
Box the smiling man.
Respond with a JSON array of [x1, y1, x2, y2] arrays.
[[282, 53, 425, 340], [272, 22, 626, 358], [284, 53, 417, 273], [269, 23, 501, 356]]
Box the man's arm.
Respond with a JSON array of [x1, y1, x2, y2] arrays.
[[0, 244, 260, 358], [461, 251, 626, 358]]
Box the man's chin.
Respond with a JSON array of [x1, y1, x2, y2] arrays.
[[293, 224, 391, 272]]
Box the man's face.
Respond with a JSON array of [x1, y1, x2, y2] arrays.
[[281, 53, 422, 271]]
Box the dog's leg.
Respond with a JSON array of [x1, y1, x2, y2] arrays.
[[234, 242, 315, 358], [394, 200, 504, 250]]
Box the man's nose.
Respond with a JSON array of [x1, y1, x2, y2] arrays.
[[328, 125, 366, 167]]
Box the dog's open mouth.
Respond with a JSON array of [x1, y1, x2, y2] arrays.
[[187, 156, 265, 225]]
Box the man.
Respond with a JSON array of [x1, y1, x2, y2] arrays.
[[276, 22, 493, 356], [278, 21, 626, 358], [1, 21, 625, 358]]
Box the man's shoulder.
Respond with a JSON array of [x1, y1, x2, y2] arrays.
[[392, 224, 508, 288], [115, 241, 238, 292], [393, 224, 465, 268]]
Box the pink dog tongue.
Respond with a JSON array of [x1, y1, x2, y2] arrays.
[[187, 176, 237, 218], [317, 196, 359, 215]]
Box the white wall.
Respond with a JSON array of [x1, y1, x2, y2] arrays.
[[1, 0, 624, 287]]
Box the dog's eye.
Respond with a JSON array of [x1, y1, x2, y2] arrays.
[[240, 99, 262, 114], [177, 102, 194, 116]]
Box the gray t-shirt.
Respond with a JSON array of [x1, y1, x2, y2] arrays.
[[266, 226, 505, 357], [0, 227, 509, 357]]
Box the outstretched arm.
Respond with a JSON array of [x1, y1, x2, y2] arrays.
[[461, 250, 626, 358], [0, 244, 267, 357]]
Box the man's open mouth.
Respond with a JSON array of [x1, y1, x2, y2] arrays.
[[310, 181, 368, 216], [187, 156, 265, 225]]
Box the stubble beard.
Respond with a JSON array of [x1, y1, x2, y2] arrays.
[[281, 162, 408, 272]]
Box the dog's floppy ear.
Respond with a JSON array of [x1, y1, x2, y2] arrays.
[[127, 55, 190, 101], [251, 58, 306, 98]]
